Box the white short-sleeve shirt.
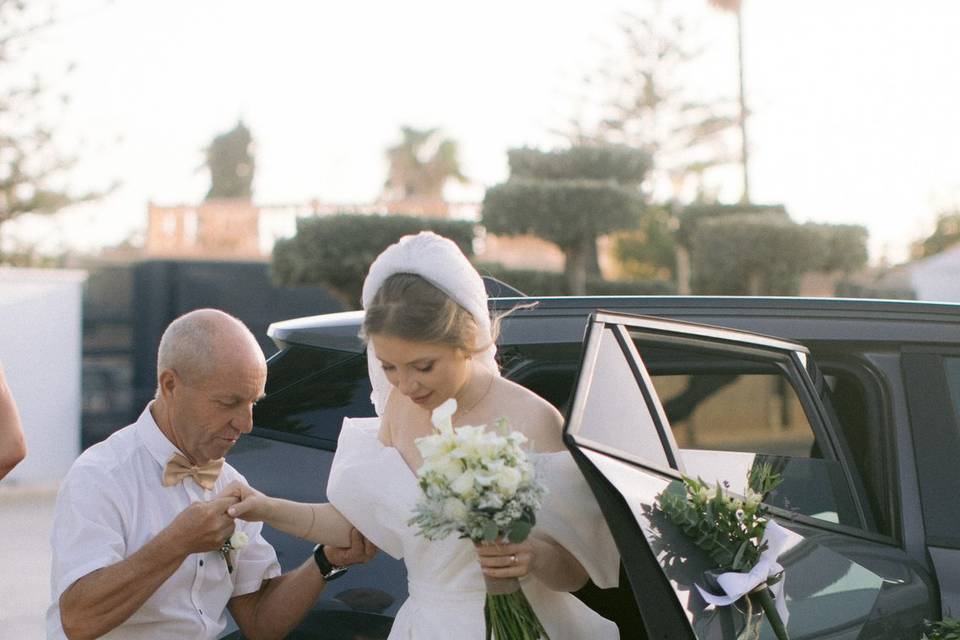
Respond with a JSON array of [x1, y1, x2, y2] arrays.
[[47, 404, 281, 639]]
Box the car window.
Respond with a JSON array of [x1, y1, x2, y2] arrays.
[[631, 335, 862, 529], [254, 352, 374, 443], [263, 345, 358, 395], [575, 326, 674, 470], [944, 357, 960, 421]]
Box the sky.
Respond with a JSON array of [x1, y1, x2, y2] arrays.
[[6, 0, 960, 265]]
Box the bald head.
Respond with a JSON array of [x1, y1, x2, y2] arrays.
[[156, 309, 264, 389]]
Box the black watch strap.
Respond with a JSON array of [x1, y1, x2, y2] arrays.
[[312, 544, 348, 581]]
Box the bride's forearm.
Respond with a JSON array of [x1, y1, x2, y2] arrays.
[[262, 499, 354, 547], [530, 535, 589, 593]]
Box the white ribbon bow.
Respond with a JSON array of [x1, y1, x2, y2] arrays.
[[695, 520, 791, 626]]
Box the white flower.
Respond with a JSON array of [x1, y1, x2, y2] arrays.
[[495, 466, 522, 496], [451, 470, 476, 497], [431, 398, 457, 434], [477, 493, 505, 510], [436, 457, 464, 483], [442, 497, 469, 522], [229, 531, 249, 550], [415, 435, 447, 460]]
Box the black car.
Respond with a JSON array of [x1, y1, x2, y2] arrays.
[[226, 295, 960, 639]]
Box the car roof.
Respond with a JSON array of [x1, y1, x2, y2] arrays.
[[268, 296, 960, 352]]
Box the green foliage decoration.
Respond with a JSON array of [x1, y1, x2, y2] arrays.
[[271, 214, 475, 308], [657, 463, 782, 573], [923, 618, 960, 640]]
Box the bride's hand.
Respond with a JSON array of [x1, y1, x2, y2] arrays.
[[475, 538, 539, 580], [221, 481, 273, 522]]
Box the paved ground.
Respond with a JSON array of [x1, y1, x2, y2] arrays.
[[0, 483, 57, 639]]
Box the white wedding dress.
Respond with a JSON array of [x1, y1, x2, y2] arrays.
[[327, 417, 622, 640]]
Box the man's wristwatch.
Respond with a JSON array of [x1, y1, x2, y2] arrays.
[[312, 544, 348, 581]]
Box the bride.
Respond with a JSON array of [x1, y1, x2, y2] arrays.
[[228, 232, 620, 639]]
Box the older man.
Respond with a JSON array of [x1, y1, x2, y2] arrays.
[[48, 309, 375, 639]]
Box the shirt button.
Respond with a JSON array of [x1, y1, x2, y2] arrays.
[[199, 560, 204, 567], [199, 609, 203, 615]]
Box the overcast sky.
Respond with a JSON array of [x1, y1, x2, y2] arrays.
[[7, 0, 960, 264]]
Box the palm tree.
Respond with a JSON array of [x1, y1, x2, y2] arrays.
[[708, 0, 750, 203], [383, 126, 467, 202]]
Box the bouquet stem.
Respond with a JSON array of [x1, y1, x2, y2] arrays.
[[753, 586, 790, 640], [483, 575, 549, 640]]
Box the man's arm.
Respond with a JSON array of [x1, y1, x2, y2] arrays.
[[59, 496, 238, 640], [0, 361, 26, 480], [228, 528, 376, 640]]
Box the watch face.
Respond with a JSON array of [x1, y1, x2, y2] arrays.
[[324, 566, 348, 581]]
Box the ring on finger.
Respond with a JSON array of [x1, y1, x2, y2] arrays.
[[510, 554, 517, 565]]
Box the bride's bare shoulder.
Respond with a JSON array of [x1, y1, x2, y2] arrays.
[[492, 377, 565, 452]]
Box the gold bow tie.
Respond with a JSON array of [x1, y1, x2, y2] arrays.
[[162, 453, 224, 491]]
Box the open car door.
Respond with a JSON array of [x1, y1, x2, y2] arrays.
[[565, 312, 931, 640]]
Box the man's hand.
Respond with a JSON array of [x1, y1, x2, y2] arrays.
[[323, 528, 378, 567], [222, 480, 274, 522], [165, 495, 239, 554]]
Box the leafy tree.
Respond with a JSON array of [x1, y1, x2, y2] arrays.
[[0, 2, 100, 260], [482, 145, 649, 295], [572, 2, 738, 202], [271, 213, 475, 308], [914, 209, 960, 259], [383, 126, 466, 201], [611, 206, 677, 281], [205, 121, 254, 200]]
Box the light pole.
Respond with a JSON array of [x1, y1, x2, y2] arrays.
[[708, 0, 750, 204]]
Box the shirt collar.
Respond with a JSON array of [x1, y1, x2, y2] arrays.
[[135, 402, 184, 469]]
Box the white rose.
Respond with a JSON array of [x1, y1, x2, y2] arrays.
[[229, 531, 249, 550], [436, 457, 463, 483], [495, 466, 522, 496]]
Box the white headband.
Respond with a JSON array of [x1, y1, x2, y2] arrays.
[[361, 231, 498, 416]]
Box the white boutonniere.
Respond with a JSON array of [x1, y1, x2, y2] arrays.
[[220, 531, 249, 574]]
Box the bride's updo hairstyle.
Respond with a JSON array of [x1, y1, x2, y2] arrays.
[[361, 273, 495, 355]]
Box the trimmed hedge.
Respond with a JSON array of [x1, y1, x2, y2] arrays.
[[271, 213, 475, 308], [475, 262, 675, 297]]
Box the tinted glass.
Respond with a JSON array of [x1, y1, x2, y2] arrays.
[[263, 345, 357, 395], [254, 352, 374, 443], [945, 357, 960, 421], [576, 327, 671, 469], [633, 335, 862, 529]]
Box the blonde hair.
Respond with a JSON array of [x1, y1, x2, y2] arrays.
[[361, 273, 498, 353]]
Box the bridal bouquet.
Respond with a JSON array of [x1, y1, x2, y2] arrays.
[[657, 464, 790, 640], [408, 398, 549, 640]]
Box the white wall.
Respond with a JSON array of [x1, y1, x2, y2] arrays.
[[910, 247, 960, 302], [0, 268, 86, 485]]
